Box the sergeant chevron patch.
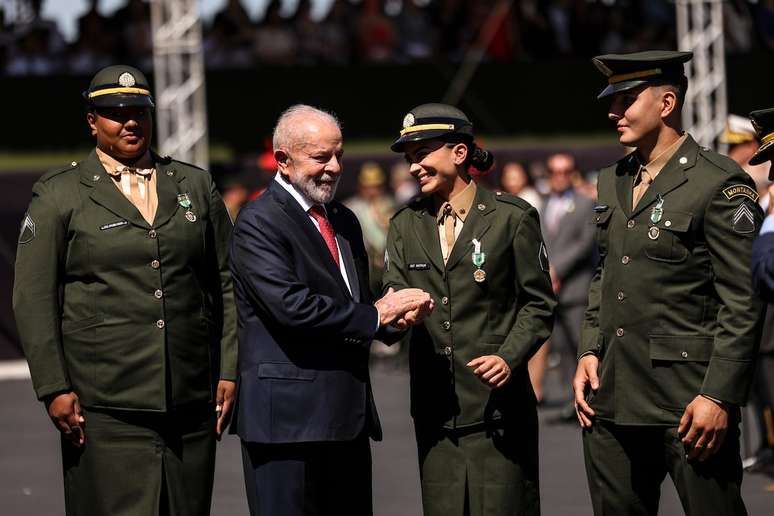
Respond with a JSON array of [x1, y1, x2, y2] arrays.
[[732, 202, 756, 234], [18, 213, 35, 244]]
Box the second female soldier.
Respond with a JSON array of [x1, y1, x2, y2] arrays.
[[382, 103, 556, 516]]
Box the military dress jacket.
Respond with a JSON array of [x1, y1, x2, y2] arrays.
[[579, 135, 764, 425], [383, 186, 556, 429], [13, 149, 237, 412]]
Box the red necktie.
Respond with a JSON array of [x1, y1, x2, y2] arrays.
[[309, 205, 340, 267]]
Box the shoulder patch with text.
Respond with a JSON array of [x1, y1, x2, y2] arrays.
[[722, 185, 759, 203]]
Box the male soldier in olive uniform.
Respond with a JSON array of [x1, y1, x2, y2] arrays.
[[383, 103, 556, 516], [573, 51, 764, 515], [13, 65, 237, 515], [748, 107, 774, 475]]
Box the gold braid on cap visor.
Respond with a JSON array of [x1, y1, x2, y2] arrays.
[[399, 123, 456, 136], [89, 87, 151, 98], [762, 132, 774, 145], [607, 68, 662, 85]]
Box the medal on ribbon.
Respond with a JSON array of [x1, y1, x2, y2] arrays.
[[471, 238, 486, 283], [650, 194, 664, 224], [177, 193, 197, 222]]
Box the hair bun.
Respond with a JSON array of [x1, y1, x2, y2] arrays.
[[470, 147, 494, 172]]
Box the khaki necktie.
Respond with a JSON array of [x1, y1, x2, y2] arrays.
[[632, 166, 654, 209], [441, 202, 456, 263], [113, 166, 157, 224]]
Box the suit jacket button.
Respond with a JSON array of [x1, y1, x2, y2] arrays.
[[627, 220, 635, 229], [443, 346, 452, 356]]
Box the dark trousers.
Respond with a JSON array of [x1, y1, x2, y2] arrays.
[[583, 420, 746, 516], [416, 422, 540, 516], [63, 403, 217, 516], [241, 433, 373, 516]]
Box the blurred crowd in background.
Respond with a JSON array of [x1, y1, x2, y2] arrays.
[[3, 0, 774, 75]]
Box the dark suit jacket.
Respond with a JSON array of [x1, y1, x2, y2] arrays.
[[752, 231, 774, 354], [541, 191, 596, 306], [230, 180, 393, 443]]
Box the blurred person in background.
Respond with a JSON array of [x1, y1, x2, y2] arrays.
[[746, 108, 774, 477], [500, 160, 543, 211], [541, 153, 596, 419], [390, 160, 419, 205], [384, 103, 555, 516], [12, 65, 237, 516]]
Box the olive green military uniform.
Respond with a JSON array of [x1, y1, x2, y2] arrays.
[[383, 185, 556, 516], [13, 66, 237, 516]]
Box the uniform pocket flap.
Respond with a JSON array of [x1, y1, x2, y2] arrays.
[[649, 335, 713, 362], [654, 211, 692, 232], [591, 207, 615, 225], [257, 362, 317, 381], [62, 314, 103, 334]]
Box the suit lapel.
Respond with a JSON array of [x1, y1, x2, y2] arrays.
[[82, 149, 149, 229], [615, 152, 637, 218], [327, 204, 360, 301], [630, 136, 695, 218], [446, 188, 494, 271], [271, 183, 351, 297], [153, 157, 183, 228], [411, 198, 445, 274]]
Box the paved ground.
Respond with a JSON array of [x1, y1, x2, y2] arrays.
[[2, 361, 772, 515]]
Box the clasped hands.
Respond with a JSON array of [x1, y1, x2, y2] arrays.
[[374, 287, 434, 329]]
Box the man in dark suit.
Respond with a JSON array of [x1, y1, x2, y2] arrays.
[[229, 104, 433, 516], [748, 107, 774, 476], [540, 152, 596, 419]]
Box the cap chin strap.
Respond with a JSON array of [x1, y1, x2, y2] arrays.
[[608, 68, 662, 85], [89, 87, 151, 98], [399, 123, 455, 137]]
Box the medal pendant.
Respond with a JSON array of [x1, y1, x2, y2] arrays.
[[185, 210, 197, 222], [472, 252, 486, 268], [648, 226, 660, 240], [473, 268, 486, 283], [650, 195, 664, 224], [177, 193, 192, 209]]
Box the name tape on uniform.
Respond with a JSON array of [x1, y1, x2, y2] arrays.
[[100, 220, 129, 231]]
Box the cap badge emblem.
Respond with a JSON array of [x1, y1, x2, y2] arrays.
[[118, 72, 136, 87], [402, 113, 415, 128]]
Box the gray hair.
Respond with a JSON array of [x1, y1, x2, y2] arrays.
[[272, 104, 341, 151]]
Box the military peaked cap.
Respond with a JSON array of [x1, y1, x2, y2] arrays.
[[749, 108, 774, 169], [391, 103, 473, 152], [84, 65, 155, 108], [592, 50, 693, 99]]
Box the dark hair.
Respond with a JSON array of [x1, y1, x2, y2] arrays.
[[653, 75, 688, 109], [443, 135, 494, 172]]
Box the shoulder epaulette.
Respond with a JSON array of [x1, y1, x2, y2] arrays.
[[494, 191, 530, 210], [39, 161, 79, 182], [698, 147, 740, 175]]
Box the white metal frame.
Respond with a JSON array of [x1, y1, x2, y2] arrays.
[[150, 0, 209, 168], [676, 0, 727, 152]]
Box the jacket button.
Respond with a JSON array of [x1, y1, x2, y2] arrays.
[[151, 260, 160, 269], [616, 327, 624, 337], [442, 296, 449, 305], [627, 220, 635, 229], [154, 289, 163, 299], [443, 346, 452, 356], [617, 291, 625, 301], [681, 351, 688, 358], [621, 255, 630, 265], [156, 319, 165, 329], [442, 321, 451, 330], [149, 229, 157, 239]]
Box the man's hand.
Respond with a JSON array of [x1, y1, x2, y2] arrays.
[[46, 392, 85, 447], [466, 355, 511, 388], [678, 395, 729, 462], [573, 354, 599, 428], [375, 287, 433, 327], [391, 297, 435, 330], [215, 380, 236, 439]]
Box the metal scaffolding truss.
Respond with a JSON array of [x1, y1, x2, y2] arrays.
[[150, 0, 209, 168], [676, 0, 727, 152]]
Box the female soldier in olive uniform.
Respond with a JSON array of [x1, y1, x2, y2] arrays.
[[13, 65, 237, 516], [382, 103, 556, 516]]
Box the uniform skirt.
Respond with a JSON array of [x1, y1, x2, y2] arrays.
[[415, 415, 540, 516], [61, 402, 217, 516]]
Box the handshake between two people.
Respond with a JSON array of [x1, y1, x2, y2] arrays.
[[374, 287, 435, 330]]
